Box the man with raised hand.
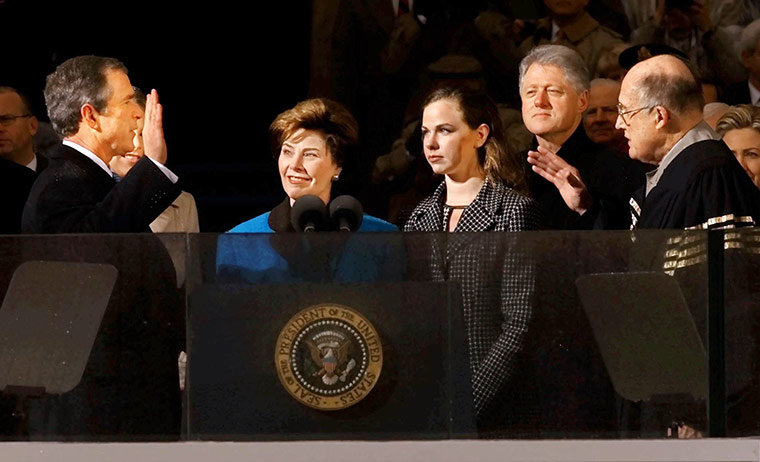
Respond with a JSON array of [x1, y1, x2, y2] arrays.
[[22, 55, 179, 233]]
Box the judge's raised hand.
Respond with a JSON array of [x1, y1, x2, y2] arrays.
[[527, 145, 592, 215], [142, 89, 168, 165]]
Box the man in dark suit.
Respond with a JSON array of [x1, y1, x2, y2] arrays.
[[22, 56, 180, 233], [521, 44, 645, 231], [722, 19, 760, 106], [0, 87, 48, 234], [519, 44, 650, 437], [11, 56, 183, 440]]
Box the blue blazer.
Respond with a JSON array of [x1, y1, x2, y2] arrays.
[[216, 198, 403, 283]]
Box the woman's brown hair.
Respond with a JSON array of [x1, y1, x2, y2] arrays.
[[269, 98, 359, 168], [422, 87, 529, 194]]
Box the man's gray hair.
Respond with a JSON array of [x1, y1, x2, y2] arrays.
[[518, 44, 591, 94], [44, 56, 127, 138], [740, 19, 760, 55], [633, 71, 704, 115]]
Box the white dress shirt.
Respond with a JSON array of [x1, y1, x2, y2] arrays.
[[62, 140, 178, 183]]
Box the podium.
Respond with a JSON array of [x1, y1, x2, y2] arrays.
[[187, 280, 476, 440]]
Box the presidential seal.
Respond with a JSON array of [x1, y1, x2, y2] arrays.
[[275, 303, 383, 410]]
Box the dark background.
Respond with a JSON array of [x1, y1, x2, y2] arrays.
[[1, 0, 572, 232], [0, 0, 312, 231]]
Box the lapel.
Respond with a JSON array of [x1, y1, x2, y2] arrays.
[[445, 181, 498, 260], [409, 181, 446, 232], [35, 153, 49, 174], [453, 181, 497, 233], [268, 197, 295, 232], [407, 181, 446, 278], [409, 180, 502, 272]]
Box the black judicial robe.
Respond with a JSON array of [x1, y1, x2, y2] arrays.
[[629, 139, 760, 436], [526, 126, 647, 230], [630, 139, 760, 230]]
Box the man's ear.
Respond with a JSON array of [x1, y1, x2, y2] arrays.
[[654, 105, 670, 130], [80, 103, 99, 130], [27, 116, 39, 137], [578, 89, 589, 113]]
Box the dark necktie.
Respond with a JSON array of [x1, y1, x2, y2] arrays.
[[398, 0, 409, 16]]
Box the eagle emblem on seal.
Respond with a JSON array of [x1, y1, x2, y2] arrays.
[[304, 332, 356, 385]]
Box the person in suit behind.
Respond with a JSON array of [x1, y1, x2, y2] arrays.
[[722, 19, 760, 105], [403, 86, 542, 437], [109, 86, 199, 290], [0, 87, 48, 234], [109, 87, 199, 234], [582, 78, 630, 157]]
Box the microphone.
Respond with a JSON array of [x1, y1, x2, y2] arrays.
[[329, 195, 364, 232], [291, 195, 328, 232]]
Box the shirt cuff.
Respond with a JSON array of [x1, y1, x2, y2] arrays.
[[147, 156, 179, 184]]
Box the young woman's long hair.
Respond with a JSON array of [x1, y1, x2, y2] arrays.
[[422, 86, 529, 195]]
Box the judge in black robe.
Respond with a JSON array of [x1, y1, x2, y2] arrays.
[[617, 53, 760, 437], [627, 122, 760, 437]]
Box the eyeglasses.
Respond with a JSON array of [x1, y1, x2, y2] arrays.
[[616, 103, 654, 126], [0, 114, 32, 127]]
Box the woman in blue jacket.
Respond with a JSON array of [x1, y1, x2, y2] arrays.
[[216, 98, 401, 283]]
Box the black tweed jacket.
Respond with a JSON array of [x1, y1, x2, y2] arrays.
[[404, 179, 542, 435]]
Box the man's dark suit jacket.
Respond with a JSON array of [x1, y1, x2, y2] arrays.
[[21, 144, 179, 233], [0, 155, 48, 234], [722, 80, 752, 106], [525, 125, 646, 230], [521, 126, 646, 436], [6, 143, 184, 440]]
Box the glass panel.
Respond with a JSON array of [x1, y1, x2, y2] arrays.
[[0, 234, 185, 442], [723, 227, 760, 437], [528, 230, 709, 439], [0, 230, 720, 441], [185, 230, 711, 440]]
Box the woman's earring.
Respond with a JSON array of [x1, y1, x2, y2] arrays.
[[332, 174, 340, 182]]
